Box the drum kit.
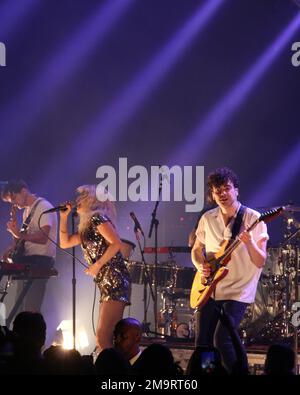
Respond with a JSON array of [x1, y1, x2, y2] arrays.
[[121, 239, 196, 340], [240, 205, 300, 345]]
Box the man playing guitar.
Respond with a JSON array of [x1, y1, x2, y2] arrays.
[[1, 179, 57, 317], [191, 167, 268, 374]]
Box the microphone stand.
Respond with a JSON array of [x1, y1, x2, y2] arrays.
[[148, 176, 162, 336], [71, 210, 78, 350], [132, 226, 155, 335]]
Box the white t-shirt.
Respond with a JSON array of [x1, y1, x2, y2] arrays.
[[22, 198, 57, 258], [195, 204, 269, 303]]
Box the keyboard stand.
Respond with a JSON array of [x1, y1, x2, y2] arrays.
[[6, 279, 34, 327]]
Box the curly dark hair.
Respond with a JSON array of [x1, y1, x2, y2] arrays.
[[1, 179, 28, 201], [207, 167, 239, 203]]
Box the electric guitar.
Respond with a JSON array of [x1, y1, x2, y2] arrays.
[[6, 205, 27, 263], [6, 198, 43, 262], [190, 206, 283, 309]]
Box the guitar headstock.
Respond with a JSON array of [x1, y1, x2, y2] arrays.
[[259, 206, 284, 223]]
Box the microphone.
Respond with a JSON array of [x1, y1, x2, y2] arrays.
[[130, 212, 144, 236], [43, 203, 75, 214]]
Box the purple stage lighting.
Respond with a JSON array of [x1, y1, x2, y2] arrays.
[[37, 0, 225, 192], [0, 0, 39, 39], [249, 139, 300, 207], [0, 0, 135, 160], [171, 11, 300, 165]]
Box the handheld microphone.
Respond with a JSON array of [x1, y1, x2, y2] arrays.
[[43, 203, 75, 214], [130, 212, 144, 236]]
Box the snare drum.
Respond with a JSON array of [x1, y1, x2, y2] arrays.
[[125, 260, 147, 284], [152, 263, 175, 288]]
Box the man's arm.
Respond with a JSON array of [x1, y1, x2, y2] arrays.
[[7, 220, 51, 245], [20, 225, 51, 245], [191, 238, 205, 270], [191, 238, 211, 277], [239, 230, 267, 268]]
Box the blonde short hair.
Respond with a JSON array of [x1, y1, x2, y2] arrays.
[[76, 184, 116, 232]]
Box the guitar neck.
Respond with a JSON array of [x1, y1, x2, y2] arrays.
[[219, 218, 260, 263]]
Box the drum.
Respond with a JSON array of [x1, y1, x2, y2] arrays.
[[125, 260, 148, 284], [176, 323, 190, 338], [173, 266, 195, 290], [120, 239, 136, 259], [152, 263, 175, 288], [175, 298, 195, 339]]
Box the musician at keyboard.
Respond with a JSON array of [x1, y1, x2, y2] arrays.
[[1, 179, 57, 316]]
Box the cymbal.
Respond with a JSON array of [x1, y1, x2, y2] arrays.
[[144, 246, 191, 254]]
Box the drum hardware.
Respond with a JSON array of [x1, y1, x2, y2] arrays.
[[140, 241, 194, 338], [157, 291, 177, 337], [126, 259, 196, 340], [157, 283, 195, 341], [127, 242, 200, 340], [244, 209, 300, 346], [144, 246, 191, 254], [0, 274, 12, 303], [128, 220, 156, 338]]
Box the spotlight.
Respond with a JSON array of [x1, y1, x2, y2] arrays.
[[54, 320, 89, 351]]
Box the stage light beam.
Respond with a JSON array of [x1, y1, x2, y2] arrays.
[[170, 11, 300, 165]]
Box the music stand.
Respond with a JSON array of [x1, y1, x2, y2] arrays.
[[6, 279, 34, 327]]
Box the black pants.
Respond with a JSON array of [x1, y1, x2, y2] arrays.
[[195, 298, 248, 374]]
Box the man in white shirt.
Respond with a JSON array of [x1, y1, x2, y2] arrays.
[[1, 179, 57, 322], [191, 168, 268, 374]]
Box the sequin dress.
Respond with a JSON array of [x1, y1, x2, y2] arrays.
[[81, 213, 131, 305]]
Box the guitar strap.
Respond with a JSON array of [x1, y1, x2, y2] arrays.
[[230, 204, 246, 241], [210, 205, 246, 299], [20, 197, 44, 233], [9, 198, 44, 262]]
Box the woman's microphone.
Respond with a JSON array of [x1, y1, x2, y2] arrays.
[[43, 202, 76, 214]]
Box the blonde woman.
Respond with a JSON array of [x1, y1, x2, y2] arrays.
[[59, 185, 131, 352]]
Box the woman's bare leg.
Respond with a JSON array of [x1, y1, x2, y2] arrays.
[[96, 300, 126, 351]]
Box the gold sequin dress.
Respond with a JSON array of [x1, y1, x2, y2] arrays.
[[81, 214, 131, 305]]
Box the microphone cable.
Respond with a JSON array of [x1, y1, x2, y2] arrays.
[[38, 212, 88, 269]]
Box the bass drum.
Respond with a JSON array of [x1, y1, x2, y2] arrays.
[[175, 298, 195, 340], [176, 323, 190, 339]]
